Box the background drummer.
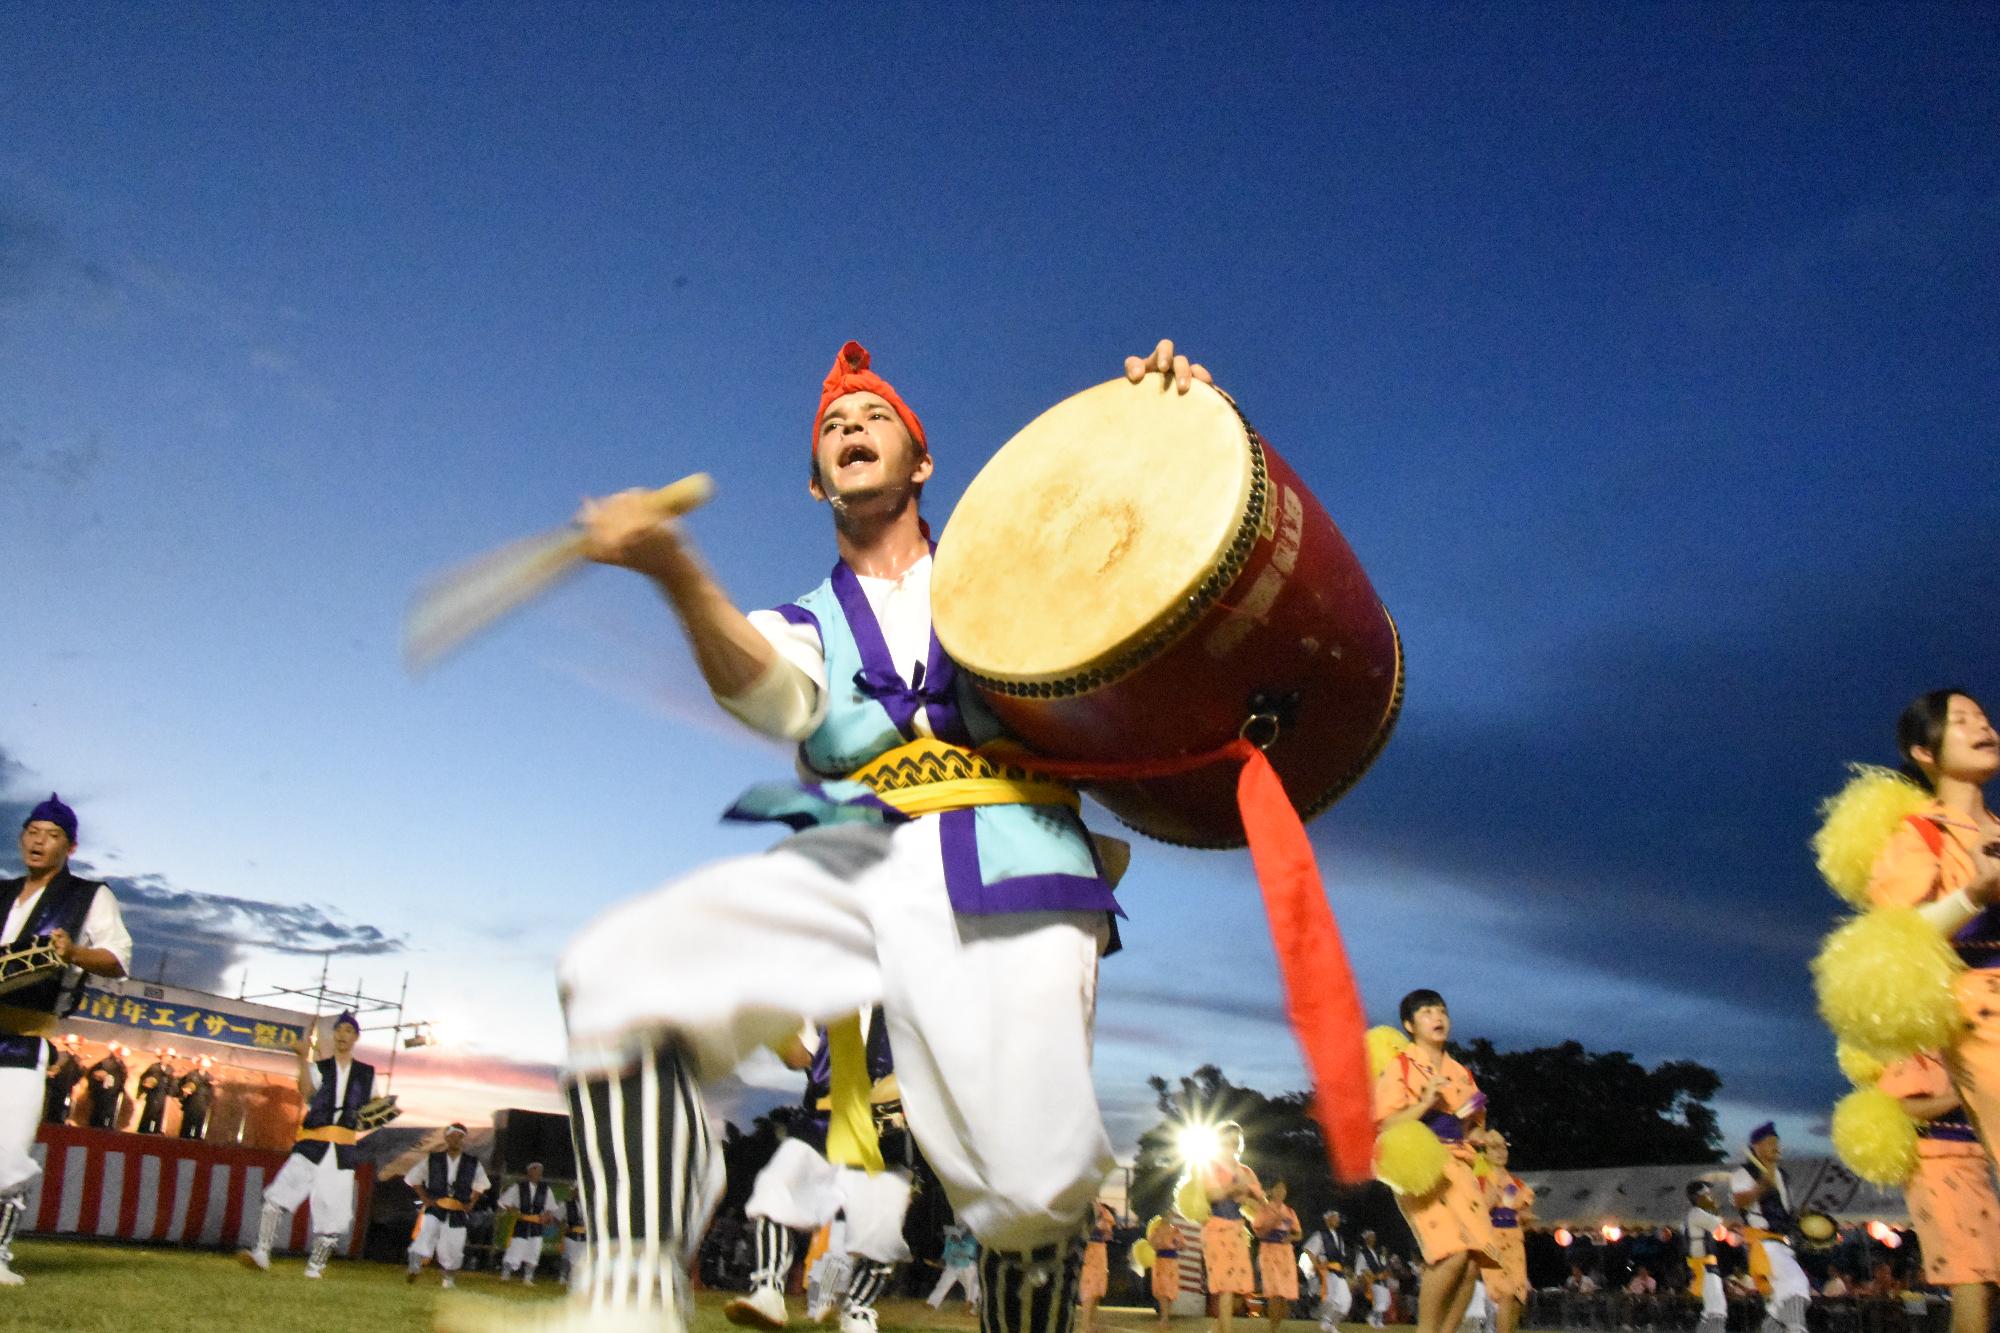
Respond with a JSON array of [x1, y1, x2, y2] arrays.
[[539, 340, 1209, 1331]]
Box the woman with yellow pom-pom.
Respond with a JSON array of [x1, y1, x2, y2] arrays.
[[1372, 989, 1496, 1333], [1876, 1052, 2000, 1333], [1865, 691, 2000, 1157], [1197, 1123, 1267, 1333], [1146, 1213, 1183, 1325]]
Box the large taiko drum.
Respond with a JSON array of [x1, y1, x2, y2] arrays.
[[933, 377, 1402, 847]]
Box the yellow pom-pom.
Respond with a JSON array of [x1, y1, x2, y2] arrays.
[[1812, 908, 1963, 1062], [1131, 1239, 1156, 1270], [1374, 1119, 1447, 1197], [1174, 1172, 1211, 1223], [1830, 1087, 1919, 1186], [1813, 765, 1930, 908], [1836, 1042, 1887, 1088], [1366, 1025, 1411, 1081]]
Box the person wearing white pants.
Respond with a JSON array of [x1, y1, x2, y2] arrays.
[[498, 1163, 557, 1284], [242, 1012, 378, 1279], [468, 342, 1200, 1333], [1730, 1125, 1810, 1333], [0, 796, 133, 1289], [1685, 1182, 1729, 1333], [929, 1225, 982, 1311], [726, 1013, 914, 1333], [406, 1124, 491, 1288]]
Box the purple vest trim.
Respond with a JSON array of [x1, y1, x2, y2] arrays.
[[937, 808, 1123, 917], [1490, 1207, 1519, 1228], [827, 559, 970, 747]]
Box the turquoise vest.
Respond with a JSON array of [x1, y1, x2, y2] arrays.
[[725, 561, 1119, 917]]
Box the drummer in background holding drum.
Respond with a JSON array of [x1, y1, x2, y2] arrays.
[[494, 341, 1209, 1333]]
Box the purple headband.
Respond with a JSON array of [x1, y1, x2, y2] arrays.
[[24, 793, 77, 845], [332, 1011, 360, 1033], [1749, 1121, 1777, 1145]]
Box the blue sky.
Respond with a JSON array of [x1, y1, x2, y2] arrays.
[[2, 3, 1996, 1155]]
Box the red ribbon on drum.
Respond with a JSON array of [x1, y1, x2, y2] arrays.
[[1023, 739, 1375, 1183]]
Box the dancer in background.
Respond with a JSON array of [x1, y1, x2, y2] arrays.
[[1080, 1199, 1117, 1333], [1685, 1182, 1728, 1333], [406, 1122, 491, 1289], [1200, 1123, 1267, 1333], [243, 1013, 376, 1279], [1481, 1138, 1533, 1333], [1729, 1124, 1809, 1333], [1249, 1181, 1300, 1333], [1147, 1212, 1183, 1326]]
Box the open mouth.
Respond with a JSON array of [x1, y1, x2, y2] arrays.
[[837, 442, 879, 469]]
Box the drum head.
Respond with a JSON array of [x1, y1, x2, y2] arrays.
[[935, 378, 1252, 682]]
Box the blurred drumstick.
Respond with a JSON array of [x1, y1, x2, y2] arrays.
[[403, 473, 714, 675]]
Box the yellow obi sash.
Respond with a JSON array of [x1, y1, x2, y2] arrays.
[[296, 1125, 358, 1146], [845, 739, 1077, 816], [430, 1197, 469, 1212]]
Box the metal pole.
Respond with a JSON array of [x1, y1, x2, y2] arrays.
[[386, 972, 409, 1092]]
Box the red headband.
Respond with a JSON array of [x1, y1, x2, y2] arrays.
[[813, 341, 927, 455]]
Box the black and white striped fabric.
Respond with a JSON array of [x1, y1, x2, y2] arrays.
[[753, 1216, 795, 1291], [844, 1256, 896, 1312], [0, 1195, 21, 1261], [565, 1040, 713, 1312], [979, 1238, 1083, 1333]]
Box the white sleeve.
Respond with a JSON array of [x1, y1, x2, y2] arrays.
[[307, 1063, 323, 1093], [1919, 889, 1982, 934], [473, 1161, 492, 1193], [1728, 1168, 1754, 1197], [77, 886, 134, 973], [498, 1184, 520, 1211], [404, 1159, 428, 1188], [1303, 1234, 1326, 1259], [714, 610, 828, 741]]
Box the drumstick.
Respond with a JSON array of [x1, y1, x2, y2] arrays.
[[403, 473, 714, 674]]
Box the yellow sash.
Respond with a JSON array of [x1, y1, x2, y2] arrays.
[[296, 1125, 358, 1146], [845, 739, 1077, 816], [823, 1014, 884, 1174]]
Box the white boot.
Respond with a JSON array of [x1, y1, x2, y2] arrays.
[[236, 1202, 282, 1272], [725, 1283, 790, 1330]]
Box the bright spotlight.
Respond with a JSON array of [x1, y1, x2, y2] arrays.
[[1553, 1228, 1573, 1247], [1600, 1225, 1622, 1242], [1175, 1123, 1221, 1166]]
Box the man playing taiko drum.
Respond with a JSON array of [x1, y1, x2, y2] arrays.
[[456, 342, 1208, 1333]]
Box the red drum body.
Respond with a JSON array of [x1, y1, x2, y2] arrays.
[[933, 378, 1401, 847]]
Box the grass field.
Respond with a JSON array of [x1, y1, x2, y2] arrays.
[[0, 1243, 1404, 1333], [0, 1242, 1175, 1333]]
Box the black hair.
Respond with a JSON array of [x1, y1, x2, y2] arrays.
[[1399, 989, 1447, 1027], [1897, 688, 1978, 791], [1686, 1181, 1709, 1203]]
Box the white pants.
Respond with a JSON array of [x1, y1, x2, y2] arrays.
[[562, 1235, 586, 1278], [504, 1232, 545, 1271], [411, 1212, 470, 1271], [264, 1148, 355, 1237], [0, 1058, 46, 1198], [1319, 1275, 1350, 1324], [746, 1137, 912, 1263], [1700, 1270, 1726, 1320], [1371, 1282, 1390, 1325], [1466, 1281, 1488, 1321], [560, 818, 1114, 1252], [929, 1262, 980, 1306], [1761, 1241, 1810, 1324]]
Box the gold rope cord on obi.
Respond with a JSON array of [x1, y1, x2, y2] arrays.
[[845, 739, 1078, 816]]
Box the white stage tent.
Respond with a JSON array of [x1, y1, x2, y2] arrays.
[[1516, 1155, 1908, 1228]]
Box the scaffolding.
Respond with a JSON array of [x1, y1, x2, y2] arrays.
[[242, 956, 432, 1092]]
